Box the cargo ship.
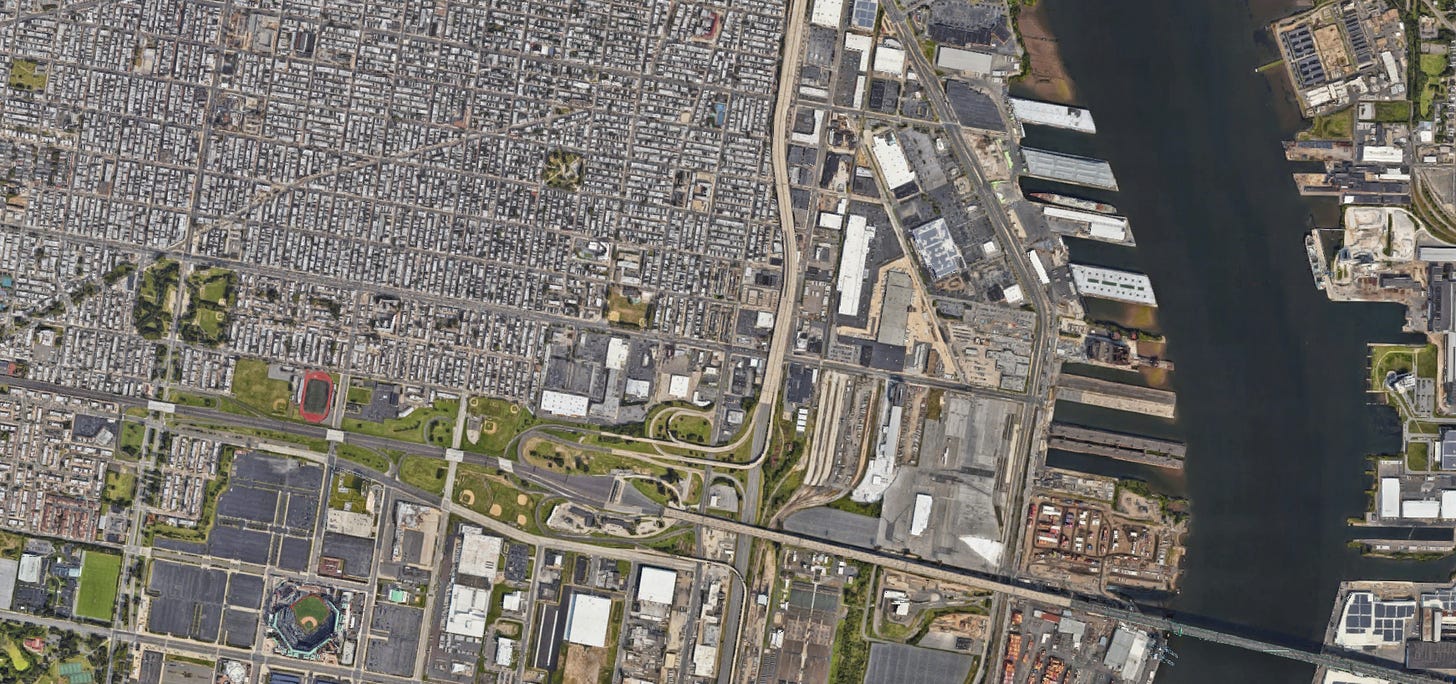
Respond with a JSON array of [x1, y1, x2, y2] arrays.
[[1028, 192, 1118, 215]]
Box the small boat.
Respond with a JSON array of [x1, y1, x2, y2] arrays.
[[1029, 192, 1118, 215]]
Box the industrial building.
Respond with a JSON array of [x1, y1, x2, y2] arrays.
[[837, 215, 875, 317], [457, 530, 502, 579], [445, 585, 491, 638], [877, 271, 913, 346], [636, 567, 678, 606], [564, 593, 613, 648], [934, 46, 994, 75], [1069, 265, 1158, 306], [810, 0, 843, 27], [870, 132, 918, 197], [908, 218, 965, 281], [1042, 206, 1129, 243], [1009, 98, 1097, 134], [910, 493, 933, 536], [1022, 148, 1120, 190], [539, 390, 590, 418]]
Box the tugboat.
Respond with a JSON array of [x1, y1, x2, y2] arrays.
[[1028, 192, 1118, 215], [1305, 233, 1327, 290]]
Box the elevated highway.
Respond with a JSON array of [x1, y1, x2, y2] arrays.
[[661, 508, 1448, 684]]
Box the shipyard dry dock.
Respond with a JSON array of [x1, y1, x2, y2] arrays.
[[1056, 375, 1177, 419], [1021, 148, 1120, 190], [1048, 423, 1186, 469], [1009, 98, 1097, 133]]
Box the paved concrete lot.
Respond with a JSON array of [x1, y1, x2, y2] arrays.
[[366, 603, 424, 677], [879, 393, 1014, 570], [320, 532, 375, 578], [783, 507, 880, 549], [864, 643, 975, 684]]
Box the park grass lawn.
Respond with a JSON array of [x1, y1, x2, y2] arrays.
[[453, 464, 540, 533], [346, 385, 372, 406], [181, 267, 235, 346], [1, 637, 30, 672], [7, 58, 45, 91], [1408, 441, 1430, 471], [1297, 107, 1353, 140], [605, 288, 648, 327], [399, 456, 448, 496], [667, 413, 713, 444], [76, 551, 121, 622], [1370, 100, 1410, 123], [522, 437, 667, 477], [118, 421, 146, 459], [195, 268, 232, 304], [1421, 53, 1448, 78], [230, 358, 293, 416], [103, 468, 136, 506], [335, 443, 391, 473], [1369, 343, 1438, 390], [132, 258, 178, 340], [343, 398, 457, 446], [0, 531, 23, 560], [464, 397, 536, 454]]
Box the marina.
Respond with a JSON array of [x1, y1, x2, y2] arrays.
[[1022, 148, 1121, 190]]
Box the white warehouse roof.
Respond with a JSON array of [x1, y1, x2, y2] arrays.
[[637, 566, 679, 605], [872, 42, 906, 77], [836, 215, 874, 317], [810, 0, 844, 27], [458, 532, 502, 579], [565, 593, 613, 647], [1379, 477, 1400, 518], [540, 390, 589, 417], [910, 493, 933, 536], [869, 133, 916, 191], [445, 584, 491, 638], [1404, 499, 1441, 519]]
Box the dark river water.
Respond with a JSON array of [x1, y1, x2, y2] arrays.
[[1014, 0, 1456, 680]]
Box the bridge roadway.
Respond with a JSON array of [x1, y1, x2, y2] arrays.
[[660, 508, 1448, 684]]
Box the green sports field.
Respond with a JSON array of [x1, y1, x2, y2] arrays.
[[76, 551, 121, 622]]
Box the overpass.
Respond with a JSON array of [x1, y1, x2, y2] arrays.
[[661, 508, 1449, 684]]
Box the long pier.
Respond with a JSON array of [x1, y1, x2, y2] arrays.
[[1048, 423, 1185, 470], [1057, 375, 1177, 419], [659, 508, 1446, 684]]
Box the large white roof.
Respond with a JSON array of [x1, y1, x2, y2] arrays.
[[565, 593, 613, 648], [869, 133, 915, 191], [445, 584, 491, 638], [458, 532, 502, 579], [540, 390, 589, 417], [636, 566, 678, 605]]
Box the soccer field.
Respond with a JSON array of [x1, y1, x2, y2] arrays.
[[76, 551, 121, 622]]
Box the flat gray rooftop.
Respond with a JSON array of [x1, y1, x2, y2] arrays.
[[1023, 148, 1120, 190], [864, 643, 975, 684]]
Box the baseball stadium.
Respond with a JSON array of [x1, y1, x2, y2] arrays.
[[266, 581, 342, 659]]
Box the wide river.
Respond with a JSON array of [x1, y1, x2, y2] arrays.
[[1020, 0, 1456, 679]]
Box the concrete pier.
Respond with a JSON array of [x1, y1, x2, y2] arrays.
[[1056, 375, 1177, 419], [1048, 423, 1185, 469]]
